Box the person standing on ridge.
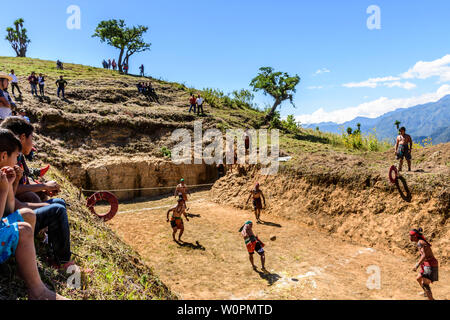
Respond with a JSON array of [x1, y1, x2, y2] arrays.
[[139, 64, 145, 77], [9, 70, 22, 96], [27, 72, 38, 97], [189, 94, 197, 113], [196, 94, 204, 116], [395, 127, 413, 172], [55, 76, 68, 99], [38, 74, 45, 97]]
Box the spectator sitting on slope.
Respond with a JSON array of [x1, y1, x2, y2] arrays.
[[0, 72, 13, 121], [0, 129, 67, 300], [1, 117, 73, 269]]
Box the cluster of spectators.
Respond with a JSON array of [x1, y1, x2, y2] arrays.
[[188, 94, 205, 116], [0, 72, 71, 299], [8, 70, 68, 101], [101, 58, 117, 70], [137, 82, 159, 103], [56, 60, 64, 70]]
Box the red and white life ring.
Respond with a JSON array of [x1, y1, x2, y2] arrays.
[[389, 165, 398, 184], [86, 192, 119, 222]]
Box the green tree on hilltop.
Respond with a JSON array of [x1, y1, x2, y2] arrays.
[[394, 120, 401, 130], [5, 18, 30, 57], [250, 67, 300, 123], [93, 19, 151, 73]]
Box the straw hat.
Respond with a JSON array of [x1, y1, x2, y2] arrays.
[[0, 72, 12, 81]]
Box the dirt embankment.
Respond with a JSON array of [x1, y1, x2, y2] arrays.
[[72, 156, 218, 201], [211, 164, 449, 264]]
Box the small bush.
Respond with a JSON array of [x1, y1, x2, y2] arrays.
[[161, 146, 171, 158]]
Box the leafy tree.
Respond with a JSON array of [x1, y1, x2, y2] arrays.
[[282, 114, 299, 133], [394, 120, 401, 130], [93, 19, 150, 73], [5, 18, 30, 57], [250, 67, 300, 123], [347, 127, 353, 135], [356, 123, 361, 132], [231, 89, 255, 108]]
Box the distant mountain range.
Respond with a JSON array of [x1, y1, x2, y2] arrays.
[[304, 94, 450, 144]]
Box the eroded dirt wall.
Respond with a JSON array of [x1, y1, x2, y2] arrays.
[[211, 167, 449, 264]]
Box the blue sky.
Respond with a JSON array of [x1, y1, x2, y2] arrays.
[[1, 0, 450, 124]]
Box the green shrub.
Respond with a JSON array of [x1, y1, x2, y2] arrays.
[[161, 146, 171, 158]]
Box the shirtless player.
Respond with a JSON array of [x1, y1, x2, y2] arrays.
[[246, 182, 266, 223], [410, 228, 439, 300], [167, 196, 189, 242], [395, 127, 413, 172], [175, 179, 190, 208]]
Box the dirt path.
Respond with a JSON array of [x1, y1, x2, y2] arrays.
[[106, 191, 449, 300]]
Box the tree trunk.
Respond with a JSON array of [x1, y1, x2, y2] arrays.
[[264, 99, 282, 123], [118, 47, 124, 73]]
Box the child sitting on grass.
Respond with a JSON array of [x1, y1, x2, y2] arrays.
[[0, 129, 66, 300]]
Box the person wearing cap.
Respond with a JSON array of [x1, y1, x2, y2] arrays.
[[409, 228, 439, 300], [245, 182, 266, 223], [175, 179, 190, 208], [239, 221, 266, 271], [0, 72, 13, 120], [166, 195, 189, 242], [9, 70, 22, 96], [19, 109, 30, 123]]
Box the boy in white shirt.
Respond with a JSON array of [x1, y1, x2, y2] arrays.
[[196, 94, 205, 116], [9, 70, 21, 96]]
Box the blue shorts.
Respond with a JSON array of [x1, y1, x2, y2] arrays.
[[0, 211, 24, 264]]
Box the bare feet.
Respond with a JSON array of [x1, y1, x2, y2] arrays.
[[29, 286, 69, 300]]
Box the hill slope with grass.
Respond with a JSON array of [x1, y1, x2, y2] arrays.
[[0, 56, 448, 299]]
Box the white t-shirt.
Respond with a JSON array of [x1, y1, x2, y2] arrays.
[[38, 77, 45, 85], [9, 73, 18, 83], [196, 97, 204, 106]]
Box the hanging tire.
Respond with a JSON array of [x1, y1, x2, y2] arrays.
[[389, 165, 398, 184], [86, 192, 119, 222]]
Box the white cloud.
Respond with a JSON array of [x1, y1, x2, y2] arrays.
[[314, 68, 330, 75], [296, 84, 450, 124], [342, 76, 417, 90], [343, 54, 450, 90], [385, 81, 416, 90], [401, 54, 450, 82], [307, 86, 324, 90]]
